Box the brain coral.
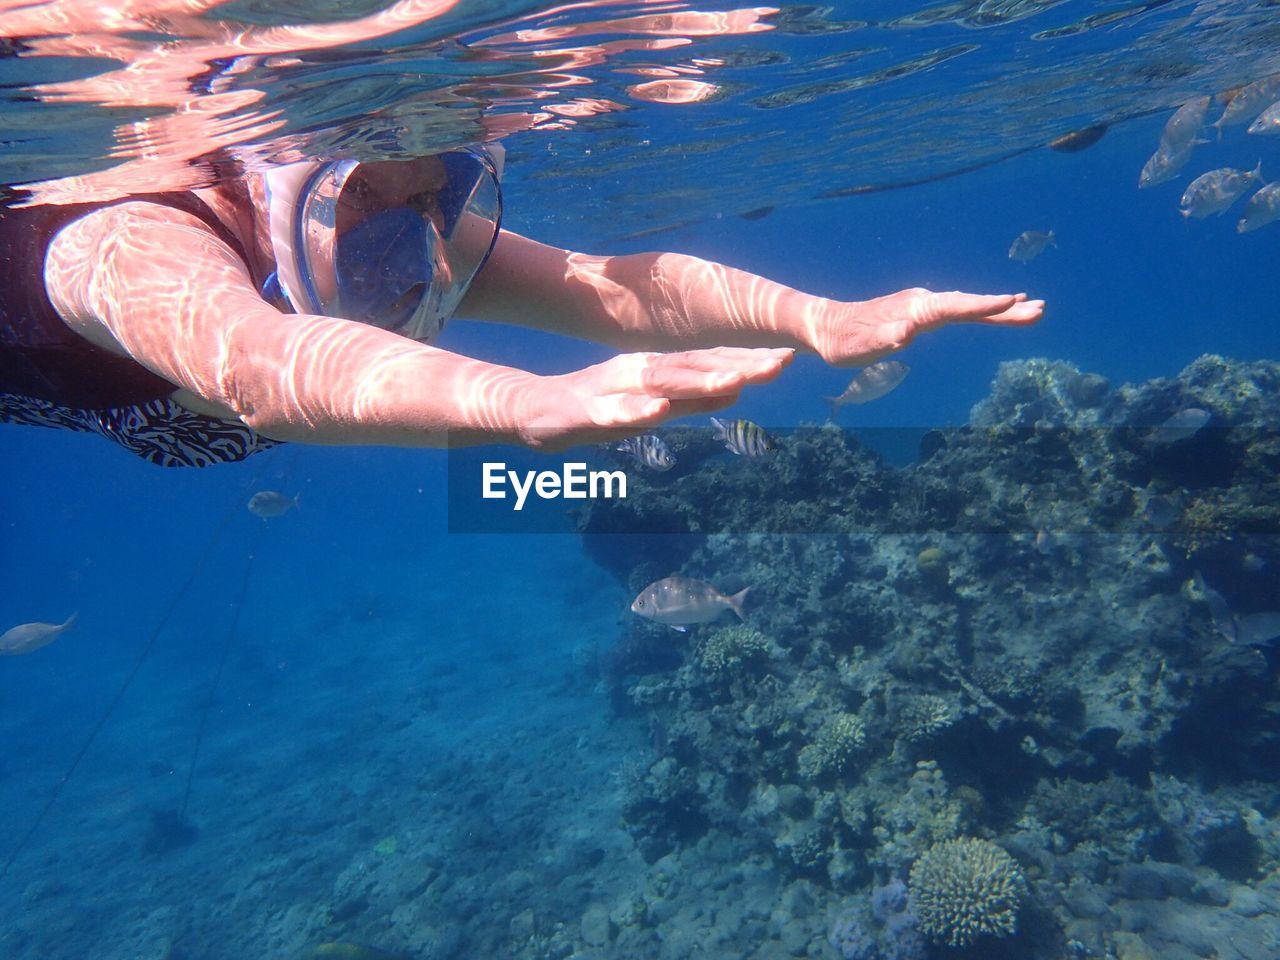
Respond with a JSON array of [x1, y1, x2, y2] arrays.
[[908, 837, 1027, 946]]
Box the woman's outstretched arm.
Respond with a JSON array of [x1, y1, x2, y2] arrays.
[[460, 229, 1044, 366], [44, 202, 790, 450]]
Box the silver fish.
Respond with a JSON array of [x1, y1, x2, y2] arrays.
[[1213, 76, 1280, 134], [1236, 612, 1280, 646], [1161, 95, 1212, 152], [0, 613, 77, 656], [1238, 181, 1280, 233], [631, 577, 750, 632], [248, 490, 300, 519], [1139, 96, 1211, 188], [1179, 163, 1264, 219], [617, 435, 675, 471], [1139, 140, 1195, 188], [710, 417, 775, 457], [1151, 407, 1210, 444], [1008, 229, 1056, 262], [1192, 572, 1236, 644], [1247, 99, 1280, 135], [827, 361, 910, 418]]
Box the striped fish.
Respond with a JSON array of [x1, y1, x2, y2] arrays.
[[616, 434, 676, 471], [710, 417, 775, 457]]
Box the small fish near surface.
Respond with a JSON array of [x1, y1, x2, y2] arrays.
[[616, 434, 675, 471], [1248, 99, 1280, 135], [1008, 229, 1056, 263], [1179, 163, 1264, 219], [1213, 75, 1280, 135], [631, 576, 750, 632], [1139, 95, 1212, 188], [1048, 123, 1108, 153], [1238, 181, 1280, 233], [248, 490, 300, 519], [0, 613, 77, 656], [710, 417, 775, 457], [826, 360, 910, 418]]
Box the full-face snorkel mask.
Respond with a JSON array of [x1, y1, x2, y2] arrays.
[[263, 146, 503, 342]]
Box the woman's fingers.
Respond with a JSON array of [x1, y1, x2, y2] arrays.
[[642, 365, 747, 398], [925, 291, 1044, 327], [982, 298, 1044, 326], [638, 347, 792, 396]]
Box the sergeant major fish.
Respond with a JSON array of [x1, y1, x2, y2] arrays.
[[1008, 229, 1056, 263], [826, 361, 909, 418], [710, 417, 775, 457], [1238, 181, 1280, 233], [631, 576, 750, 632], [616, 435, 675, 471], [248, 490, 300, 519], [1, 613, 77, 656], [1179, 163, 1264, 219]]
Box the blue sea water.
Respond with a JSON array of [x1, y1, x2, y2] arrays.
[[2, 2, 1280, 958]]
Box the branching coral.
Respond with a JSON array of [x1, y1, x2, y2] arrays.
[[908, 837, 1026, 946], [697, 624, 771, 676], [798, 712, 866, 780], [898, 695, 956, 743]]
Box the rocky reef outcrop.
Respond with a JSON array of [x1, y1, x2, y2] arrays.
[[582, 355, 1280, 959]]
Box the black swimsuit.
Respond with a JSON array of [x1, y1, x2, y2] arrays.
[[0, 193, 278, 467]]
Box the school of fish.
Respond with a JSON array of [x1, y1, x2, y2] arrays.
[[1138, 75, 1280, 233]]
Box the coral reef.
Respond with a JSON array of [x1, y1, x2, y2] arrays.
[[908, 836, 1027, 946], [798, 713, 867, 781], [579, 355, 1280, 959]]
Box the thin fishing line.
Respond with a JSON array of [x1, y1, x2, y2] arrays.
[[178, 444, 300, 819], [0, 463, 275, 880], [177, 524, 263, 819]]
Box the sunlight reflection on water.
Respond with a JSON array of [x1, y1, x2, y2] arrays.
[[1, 0, 1279, 237]]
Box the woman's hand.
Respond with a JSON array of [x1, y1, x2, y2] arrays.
[[809, 289, 1045, 367], [517, 346, 793, 451]]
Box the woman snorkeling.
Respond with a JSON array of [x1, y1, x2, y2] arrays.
[[0, 0, 1043, 467], [0, 141, 1042, 467]]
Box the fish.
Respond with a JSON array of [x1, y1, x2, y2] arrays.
[[826, 360, 910, 417], [1236, 612, 1280, 646], [248, 490, 300, 519], [1238, 181, 1280, 233], [616, 434, 675, 471], [710, 417, 775, 457], [1048, 124, 1108, 153], [1008, 229, 1056, 262], [1139, 95, 1211, 188], [0, 613, 77, 656], [1139, 140, 1195, 188], [1142, 495, 1181, 529], [631, 576, 750, 632], [1160, 95, 1212, 152], [1192, 571, 1236, 643], [1212, 75, 1280, 135], [1247, 99, 1280, 135], [1179, 163, 1264, 219], [1150, 407, 1210, 444]]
